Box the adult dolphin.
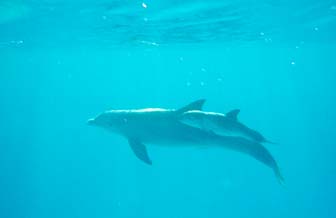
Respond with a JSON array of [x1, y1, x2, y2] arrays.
[[88, 100, 283, 183]]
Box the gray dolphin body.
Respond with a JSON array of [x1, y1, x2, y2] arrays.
[[88, 100, 283, 183], [180, 110, 271, 144]]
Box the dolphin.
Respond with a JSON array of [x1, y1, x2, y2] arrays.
[[179, 110, 272, 144], [88, 100, 283, 183]]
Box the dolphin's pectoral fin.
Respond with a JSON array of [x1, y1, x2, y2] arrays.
[[176, 99, 206, 114], [226, 109, 240, 121], [128, 139, 152, 165]]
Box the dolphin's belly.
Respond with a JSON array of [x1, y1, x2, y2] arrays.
[[120, 120, 216, 145]]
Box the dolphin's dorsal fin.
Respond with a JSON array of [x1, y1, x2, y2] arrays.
[[176, 99, 206, 114], [128, 139, 152, 165], [226, 109, 240, 121]]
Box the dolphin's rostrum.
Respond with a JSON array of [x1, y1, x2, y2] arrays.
[[88, 99, 283, 183]]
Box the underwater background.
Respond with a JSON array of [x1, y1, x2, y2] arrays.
[[1, 0, 336, 217]]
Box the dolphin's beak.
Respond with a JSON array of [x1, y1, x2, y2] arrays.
[[87, 118, 96, 125]]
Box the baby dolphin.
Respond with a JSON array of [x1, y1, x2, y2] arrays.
[[180, 109, 272, 144]]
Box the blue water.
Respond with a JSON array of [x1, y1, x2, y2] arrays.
[[1, 0, 336, 218]]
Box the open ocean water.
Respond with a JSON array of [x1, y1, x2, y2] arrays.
[[1, 0, 336, 218]]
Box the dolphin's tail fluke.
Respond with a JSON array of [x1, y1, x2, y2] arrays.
[[249, 141, 285, 184], [274, 166, 285, 185], [217, 135, 284, 184]]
